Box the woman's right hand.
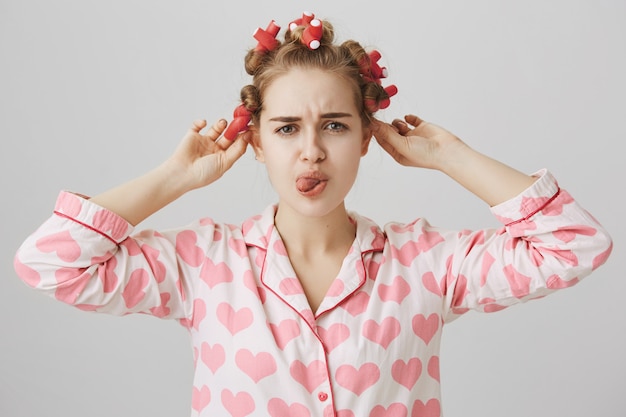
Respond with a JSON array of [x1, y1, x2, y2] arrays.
[[89, 118, 249, 226], [167, 119, 250, 192]]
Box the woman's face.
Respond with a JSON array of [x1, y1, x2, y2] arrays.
[[253, 68, 371, 218]]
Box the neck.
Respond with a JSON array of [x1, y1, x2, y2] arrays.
[[274, 203, 356, 258]]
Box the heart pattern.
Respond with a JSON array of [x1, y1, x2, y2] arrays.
[[412, 314, 440, 345], [221, 389, 255, 417], [235, 349, 277, 382], [362, 317, 401, 349], [336, 363, 380, 395], [200, 342, 225, 374], [392, 358, 422, 389], [15, 174, 611, 417], [217, 303, 253, 335], [191, 385, 211, 412], [289, 360, 326, 393]]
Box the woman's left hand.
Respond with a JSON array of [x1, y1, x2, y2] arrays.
[[371, 114, 467, 171]]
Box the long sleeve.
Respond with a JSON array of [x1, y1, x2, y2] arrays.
[[13, 191, 209, 319], [433, 169, 613, 321]]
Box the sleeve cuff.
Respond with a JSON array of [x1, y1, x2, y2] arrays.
[[53, 191, 134, 244], [490, 169, 561, 225]]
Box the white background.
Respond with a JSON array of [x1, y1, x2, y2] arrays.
[[1, 0, 624, 416]]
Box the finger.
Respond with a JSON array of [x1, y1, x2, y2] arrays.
[[206, 119, 228, 142], [222, 134, 250, 168], [404, 114, 425, 128], [373, 132, 405, 164], [190, 119, 207, 133], [372, 120, 403, 150], [371, 120, 395, 142], [391, 119, 411, 136]]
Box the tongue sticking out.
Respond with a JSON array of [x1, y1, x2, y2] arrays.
[[296, 178, 321, 193]]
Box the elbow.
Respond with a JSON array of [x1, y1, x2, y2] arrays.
[[590, 228, 613, 272], [13, 250, 44, 289]]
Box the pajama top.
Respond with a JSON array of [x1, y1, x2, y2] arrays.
[[14, 169, 613, 417]]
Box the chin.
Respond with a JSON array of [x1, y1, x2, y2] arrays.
[[278, 196, 347, 219]]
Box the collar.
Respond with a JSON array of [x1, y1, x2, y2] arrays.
[[241, 205, 386, 254]]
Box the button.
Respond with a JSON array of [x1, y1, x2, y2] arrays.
[[318, 392, 328, 402]]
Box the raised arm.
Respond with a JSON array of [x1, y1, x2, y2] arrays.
[[372, 114, 535, 206], [91, 119, 249, 225]]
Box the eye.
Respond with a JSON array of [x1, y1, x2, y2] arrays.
[[325, 121, 347, 133], [275, 124, 297, 136]]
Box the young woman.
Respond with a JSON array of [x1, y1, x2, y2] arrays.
[[14, 12, 612, 417]]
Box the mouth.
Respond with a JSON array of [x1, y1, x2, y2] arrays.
[[296, 172, 328, 196]]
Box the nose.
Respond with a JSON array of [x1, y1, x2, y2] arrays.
[[300, 128, 326, 163]]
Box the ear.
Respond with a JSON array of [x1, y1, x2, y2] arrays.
[[360, 127, 373, 156], [248, 125, 265, 162]]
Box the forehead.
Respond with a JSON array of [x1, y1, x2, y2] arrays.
[[261, 68, 359, 118]]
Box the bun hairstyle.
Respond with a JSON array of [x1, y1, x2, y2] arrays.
[[234, 12, 396, 134]]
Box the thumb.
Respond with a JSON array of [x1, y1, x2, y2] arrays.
[[223, 135, 249, 167], [372, 120, 402, 146]]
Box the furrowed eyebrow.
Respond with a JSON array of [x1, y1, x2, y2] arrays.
[[321, 112, 353, 119], [268, 116, 301, 123], [268, 112, 353, 122]]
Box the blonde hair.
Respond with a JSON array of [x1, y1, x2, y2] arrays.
[[239, 18, 392, 128]]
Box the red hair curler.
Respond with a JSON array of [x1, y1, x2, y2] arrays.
[[223, 104, 252, 141], [253, 20, 281, 53], [289, 11, 315, 31], [302, 19, 323, 50]]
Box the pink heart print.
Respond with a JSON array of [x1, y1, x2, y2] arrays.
[[36, 230, 81, 262], [546, 274, 579, 289], [427, 356, 440, 382], [317, 323, 350, 352], [228, 237, 249, 257], [90, 253, 119, 293], [480, 252, 496, 286], [341, 291, 369, 316], [391, 358, 422, 389], [378, 276, 411, 303], [390, 230, 444, 266], [327, 278, 345, 297], [141, 245, 166, 283], [273, 239, 289, 256], [217, 303, 253, 335], [200, 258, 234, 288], [412, 314, 439, 345], [221, 389, 255, 417], [191, 385, 211, 412], [149, 292, 171, 318], [362, 317, 401, 349], [421, 272, 442, 297], [243, 270, 267, 303], [122, 268, 150, 309], [13, 257, 40, 288], [235, 349, 277, 382], [200, 342, 225, 374], [191, 298, 207, 331], [370, 403, 408, 417], [176, 230, 205, 267], [411, 398, 440, 417], [289, 360, 326, 393], [267, 398, 311, 417], [269, 319, 301, 350], [335, 363, 380, 395], [54, 267, 89, 304], [503, 265, 531, 299], [449, 274, 469, 308]]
